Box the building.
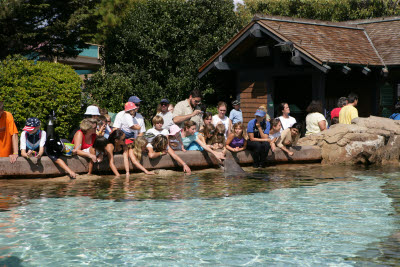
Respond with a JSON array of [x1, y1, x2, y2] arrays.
[[198, 15, 400, 124]]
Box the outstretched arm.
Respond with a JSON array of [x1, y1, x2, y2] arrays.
[[128, 148, 154, 175], [167, 147, 191, 175]]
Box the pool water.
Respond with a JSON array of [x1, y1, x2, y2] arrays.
[[0, 165, 399, 266]]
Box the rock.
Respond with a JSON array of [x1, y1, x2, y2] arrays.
[[299, 116, 400, 166]]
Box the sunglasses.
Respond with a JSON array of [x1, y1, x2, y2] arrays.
[[194, 100, 201, 104], [107, 120, 111, 123], [161, 103, 168, 106], [209, 130, 215, 135], [217, 132, 224, 136]]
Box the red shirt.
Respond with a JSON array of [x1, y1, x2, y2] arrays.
[[72, 130, 96, 150], [331, 107, 341, 118]]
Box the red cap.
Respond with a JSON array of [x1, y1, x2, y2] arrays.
[[125, 102, 137, 112]]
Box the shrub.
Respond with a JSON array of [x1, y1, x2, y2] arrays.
[[0, 55, 82, 138]]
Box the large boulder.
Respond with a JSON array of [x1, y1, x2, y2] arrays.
[[298, 116, 400, 165]]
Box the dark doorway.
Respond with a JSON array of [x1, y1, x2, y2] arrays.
[[273, 75, 313, 123]]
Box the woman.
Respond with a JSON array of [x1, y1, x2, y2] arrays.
[[247, 109, 272, 168], [212, 101, 232, 138], [181, 121, 225, 162], [276, 122, 302, 156], [305, 100, 327, 136], [146, 135, 191, 175], [72, 118, 97, 162], [199, 112, 213, 132], [277, 102, 296, 132]]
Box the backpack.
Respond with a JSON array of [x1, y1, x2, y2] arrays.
[[45, 136, 64, 157]]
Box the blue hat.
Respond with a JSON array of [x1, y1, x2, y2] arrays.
[[160, 98, 170, 104], [254, 109, 266, 117], [128, 96, 142, 103]]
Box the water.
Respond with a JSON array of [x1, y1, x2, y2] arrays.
[[0, 164, 399, 266]]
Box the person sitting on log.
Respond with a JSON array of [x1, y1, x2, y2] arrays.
[[276, 122, 302, 157], [268, 118, 282, 152], [247, 109, 272, 168], [197, 123, 214, 150], [129, 136, 155, 175], [72, 118, 97, 162], [20, 117, 46, 160], [209, 124, 227, 156], [225, 122, 247, 153], [168, 125, 186, 151], [146, 135, 191, 175], [181, 121, 225, 162]]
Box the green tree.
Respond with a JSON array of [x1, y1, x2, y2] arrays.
[[0, 0, 101, 60], [237, 0, 400, 22], [85, 0, 242, 119], [0, 56, 83, 138]]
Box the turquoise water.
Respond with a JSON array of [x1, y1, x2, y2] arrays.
[[0, 166, 399, 266]]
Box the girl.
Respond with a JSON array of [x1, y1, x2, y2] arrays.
[[197, 124, 215, 149], [88, 136, 109, 174], [226, 122, 247, 152], [128, 136, 155, 175], [268, 118, 282, 152], [181, 121, 225, 162], [20, 117, 46, 159], [278, 102, 297, 132], [168, 125, 186, 151], [199, 112, 213, 132], [210, 124, 226, 151], [276, 122, 302, 156], [212, 101, 232, 138], [72, 118, 97, 162], [147, 135, 191, 175]]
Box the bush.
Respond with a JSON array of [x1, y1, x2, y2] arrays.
[[0, 55, 83, 138]]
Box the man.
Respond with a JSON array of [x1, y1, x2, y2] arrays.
[[157, 98, 175, 130], [0, 101, 19, 163], [339, 93, 359, 124], [113, 102, 143, 138], [173, 89, 203, 130], [229, 100, 243, 124], [128, 95, 146, 135]]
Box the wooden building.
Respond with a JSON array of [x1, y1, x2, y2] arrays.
[[198, 15, 400, 124]]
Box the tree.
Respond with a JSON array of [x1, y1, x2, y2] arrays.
[[85, 0, 242, 119], [237, 0, 400, 22], [0, 56, 83, 138], [0, 0, 101, 60]]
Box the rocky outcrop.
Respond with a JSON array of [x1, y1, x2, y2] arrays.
[[298, 116, 400, 165]]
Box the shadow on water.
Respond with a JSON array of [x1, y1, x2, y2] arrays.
[[0, 256, 24, 267]]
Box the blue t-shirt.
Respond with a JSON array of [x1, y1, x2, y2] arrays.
[[229, 109, 243, 124], [247, 118, 270, 139], [389, 113, 400, 120], [182, 132, 204, 151]]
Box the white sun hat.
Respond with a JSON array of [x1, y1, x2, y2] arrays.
[[84, 105, 101, 116]]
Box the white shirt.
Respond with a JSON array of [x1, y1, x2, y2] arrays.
[[134, 113, 146, 134], [120, 113, 137, 135], [212, 115, 230, 138], [269, 131, 281, 140], [112, 110, 125, 129], [20, 130, 47, 150], [279, 116, 296, 132], [305, 112, 327, 136], [145, 127, 169, 143], [157, 111, 175, 130]]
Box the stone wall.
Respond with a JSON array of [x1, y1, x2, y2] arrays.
[[298, 116, 400, 165]]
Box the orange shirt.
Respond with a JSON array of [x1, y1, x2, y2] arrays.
[[0, 111, 19, 157]]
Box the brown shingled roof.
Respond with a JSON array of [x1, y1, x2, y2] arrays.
[[357, 20, 400, 66], [199, 16, 400, 75]]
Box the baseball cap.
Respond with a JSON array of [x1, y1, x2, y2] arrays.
[[254, 109, 266, 117], [128, 96, 142, 103], [160, 98, 170, 104], [23, 117, 40, 132], [232, 100, 240, 105]]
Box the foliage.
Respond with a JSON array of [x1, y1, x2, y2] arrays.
[[0, 0, 101, 60], [237, 0, 400, 22], [85, 0, 242, 119], [0, 56, 83, 138]]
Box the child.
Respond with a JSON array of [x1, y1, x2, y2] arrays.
[[88, 136, 108, 174], [210, 124, 226, 150], [168, 125, 186, 151], [229, 100, 243, 124], [268, 118, 282, 152], [20, 117, 46, 159], [145, 115, 169, 143], [147, 135, 191, 175], [130, 136, 155, 175], [226, 122, 247, 152], [197, 124, 215, 150], [276, 122, 302, 156]]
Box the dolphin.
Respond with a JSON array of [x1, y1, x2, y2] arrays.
[[223, 151, 246, 176]]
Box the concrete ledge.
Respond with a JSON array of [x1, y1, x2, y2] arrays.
[[0, 146, 321, 178]]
